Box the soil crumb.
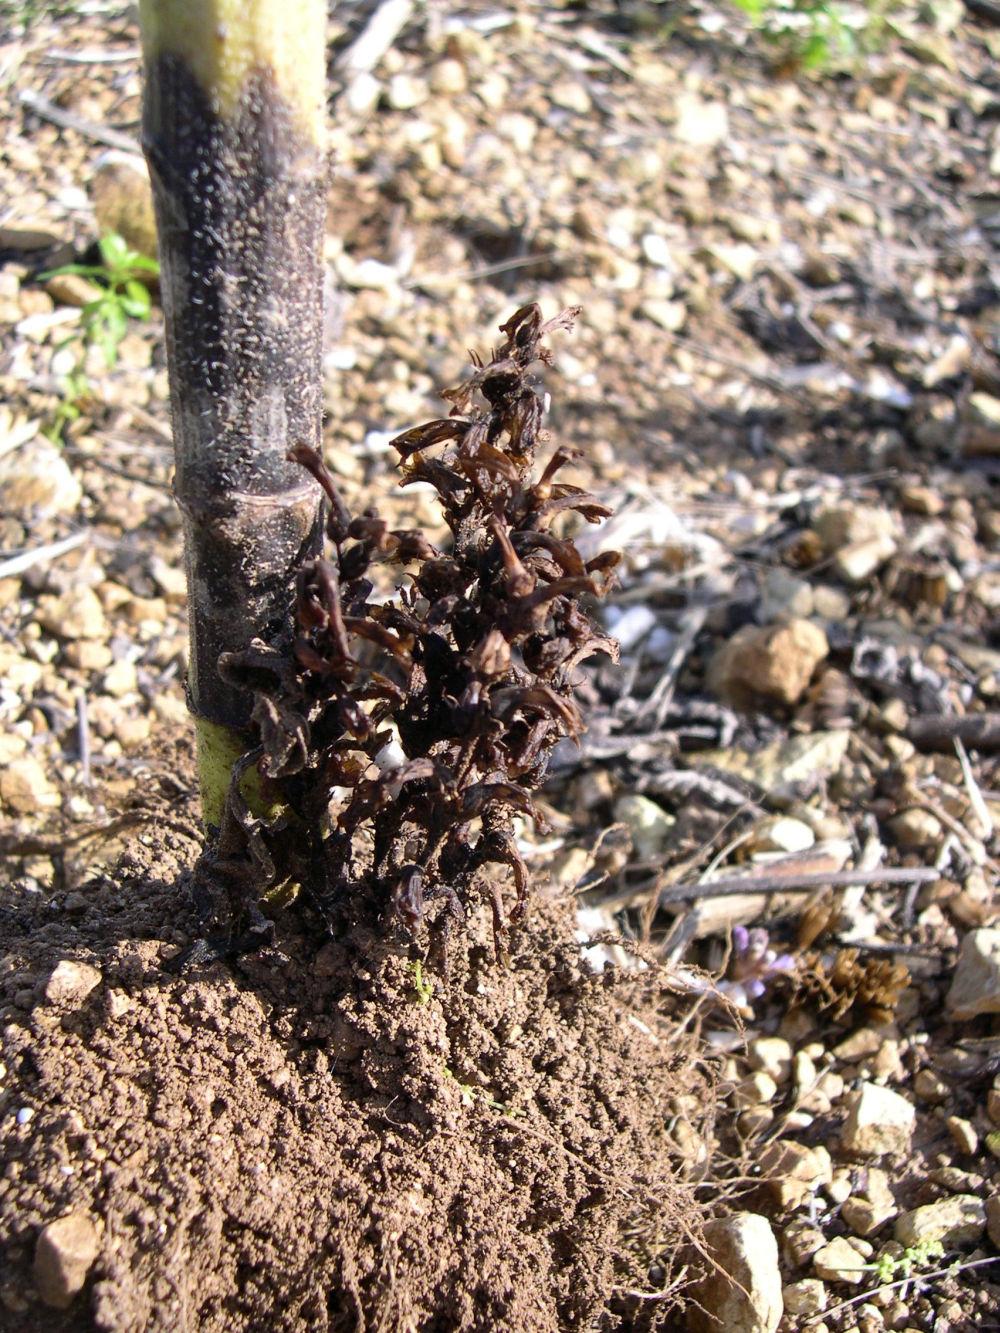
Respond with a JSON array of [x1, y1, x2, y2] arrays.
[[0, 807, 707, 1332]]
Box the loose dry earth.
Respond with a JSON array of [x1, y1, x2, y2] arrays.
[[2, 1, 1000, 1330]]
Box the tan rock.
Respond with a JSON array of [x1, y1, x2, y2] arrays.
[[813, 504, 900, 583], [708, 619, 828, 708], [841, 1084, 914, 1156], [783, 1279, 827, 1315], [45, 272, 103, 307], [0, 440, 82, 520], [813, 1236, 866, 1285], [759, 1140, 830, 1208], [841, 1196, 897, 1237], [732, 1072, 778, 1107], [36, 588, 107, 640], [34, 1213, 100, 1309], [695, 731, 849, 791], [947, 1116, 978, 1156], [0, 757, 60, 814], [44, 960, 102, 1007], [0, 644, 43, 694], [747, 1037, 793, 1084], [90, 152, 158, 260], [894, 1195, 986, 1248], [687, 1213, 782, 1333], [946, 929, 1000, 1019], [963, 392, 1000, 457]]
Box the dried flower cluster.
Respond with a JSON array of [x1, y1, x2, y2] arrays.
[[204, 304, 619, 955]]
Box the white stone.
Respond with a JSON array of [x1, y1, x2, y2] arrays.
[[44, 961, 102, 1008], [640, 298, 686, 332], [747, 1037, 793, 1084], [813, 1236, 866, 1285], [895, 1195, 986, 1248], [747, 816, 815, 858], [835, 533, 899, 583], [686, 1213, 782, 1333], [841, 1083, 914, 1156], [946, 929, 1000, 1019], [675, 94, 729, 148], [386, 73, 428, 110], [613, 794, 675, 861], [782, 1279, 827, 1315], [0, 440, 83, 520], [344, 72, 381, 116]]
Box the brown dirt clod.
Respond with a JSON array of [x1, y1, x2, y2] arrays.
[[0, 808, 707, 1332]]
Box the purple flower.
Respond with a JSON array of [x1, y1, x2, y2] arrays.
[[719, 926, 796, 1008]]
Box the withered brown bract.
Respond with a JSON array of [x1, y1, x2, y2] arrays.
[[211, 303, 621, 958]]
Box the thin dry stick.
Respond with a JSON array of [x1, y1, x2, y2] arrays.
[[806, 1256, 1000, 1326], [907, 712, 1000, 754], [656, 866, 938, 906], [955, 736, 994, 839], [18, 88, 140, 153], [0, 530, 89, 581]]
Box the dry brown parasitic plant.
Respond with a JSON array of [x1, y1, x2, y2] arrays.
[[196, 304, 621, 958]]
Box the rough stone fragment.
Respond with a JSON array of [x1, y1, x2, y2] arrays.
[[694, 731, 849, 793], [90, 151, 158, 259], [841, 1084, 914, 1156], [812, 1236, 866, 1284], [813, 504, 900, 583], [0, 440, 83, 520], [759, 1141, 830, 1209], [0, 757, 60, 814], [44, 960, 103, 1008], [36, 587, 107, 640], [45, 272, 103, 307], [986, 1195, 1000, 1249], [0, 644, 43, 694], [708, 619, 829, 708], [890, 808, 943, 850], [841, 1196, 897, 1237], [894, 1195, 986, 1248], [34, 1213, 100, 1309], [782, 1279, 827, 1316], [963, 392, 1000, 457], [946, 929, 1000, 1019], [747, 1038, 793, 1084], [686, 1213, 782, 1333], [674, 94, 729, 147], [613, 794, 675, 860], [946, 1116, 978, 1155]]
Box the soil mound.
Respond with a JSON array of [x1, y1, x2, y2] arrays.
[[0, 813, 707, 1332]]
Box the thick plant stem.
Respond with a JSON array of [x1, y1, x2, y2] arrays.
[[138, 0, 327, 827]]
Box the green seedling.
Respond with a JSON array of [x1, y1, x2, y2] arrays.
[[43, 233, 159, 368], [41, 368, 91, 444], [864, 1238, 945, 1284], [729, 0, 890, 70], [408, 960, 434, 1006], [443, 1067, 521, 1118]]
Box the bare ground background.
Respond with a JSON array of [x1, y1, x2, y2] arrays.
[[1, 1, 1000, 1329]]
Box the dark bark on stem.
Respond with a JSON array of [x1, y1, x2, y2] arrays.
[[141, 53, 325, 739]]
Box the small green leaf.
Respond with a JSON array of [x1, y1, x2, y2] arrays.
[[126, 253, 160, 275], [39, 263, 104, 281], [98, 232, 129, 270], [120, 280, 151, 318]]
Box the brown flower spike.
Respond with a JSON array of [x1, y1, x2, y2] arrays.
[[209, 304, 620, 957]]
